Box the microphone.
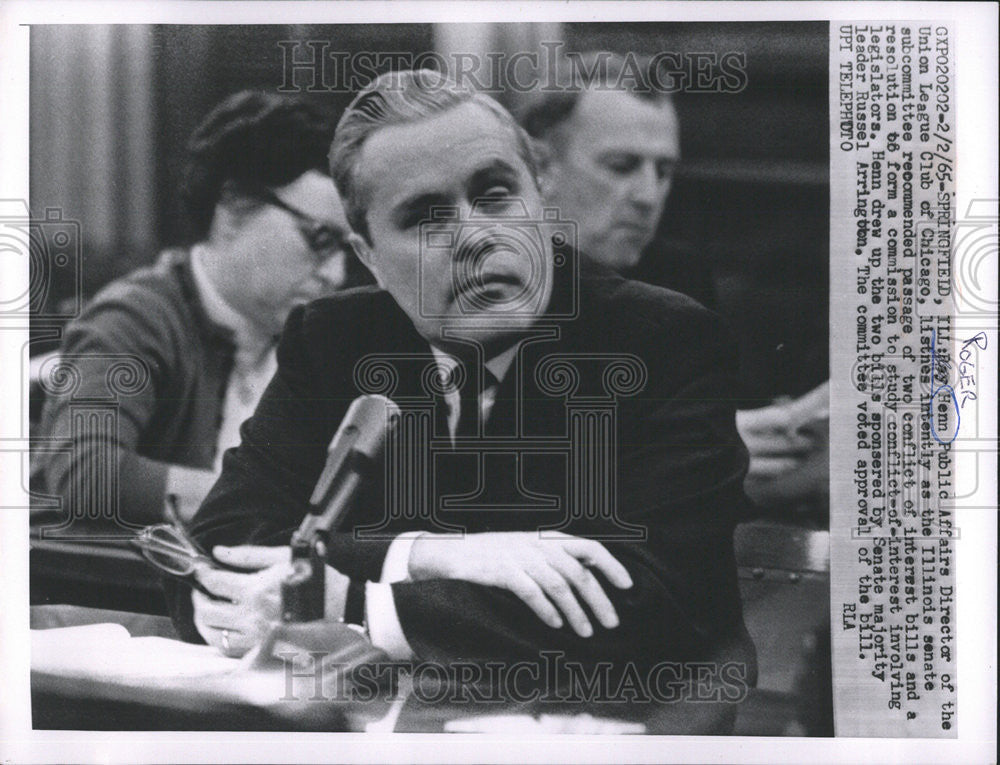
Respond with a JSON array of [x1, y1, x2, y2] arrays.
[[246, 395, 400, 684], [300, 394, 401, 539], [282, 394, 401, 622]]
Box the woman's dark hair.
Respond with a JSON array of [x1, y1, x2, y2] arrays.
[[180, 91, 335, 239]]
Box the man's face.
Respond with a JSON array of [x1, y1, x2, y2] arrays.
[[542, 89, 680, 272], [352, 101, 553, 354], [223, 169, 350, 335]]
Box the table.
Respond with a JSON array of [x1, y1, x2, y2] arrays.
[[28, 518, 831, 735], [30, 535, 167, 615], [30, 605, 745, 734]]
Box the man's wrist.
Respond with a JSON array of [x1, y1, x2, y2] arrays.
[[406, 532, 441, 580], [365, 582, 414, 659], [381, 531, 424, 583]]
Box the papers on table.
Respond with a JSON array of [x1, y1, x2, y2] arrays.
[[443, 712, 646, 735], [31, 623, 241, 682]]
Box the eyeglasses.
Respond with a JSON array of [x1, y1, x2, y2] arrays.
[[133, 523, 216, 574], [132, 500, 251, 600], [253, 187, 350, 258]]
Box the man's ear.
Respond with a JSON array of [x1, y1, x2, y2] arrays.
[[538, 168, 558, 200], [532, 138, 559, 199], [348, 232, 385, 288], [531, 138, 559, 199]]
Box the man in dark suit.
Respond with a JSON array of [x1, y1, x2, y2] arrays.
[[170, 70, 752, 689]]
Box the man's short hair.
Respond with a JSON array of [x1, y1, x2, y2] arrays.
[[517, 51, 674, 142], [329, 69, 539, 243], [181, 90, 335, 239]]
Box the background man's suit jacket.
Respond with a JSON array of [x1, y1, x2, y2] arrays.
[[167, 256, 754, 675]]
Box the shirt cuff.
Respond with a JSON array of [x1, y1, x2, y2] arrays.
[[366, 582, 414, 660], [379, 530, 424, 583]]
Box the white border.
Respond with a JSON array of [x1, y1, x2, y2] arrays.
[[1, 2, 995, 763]]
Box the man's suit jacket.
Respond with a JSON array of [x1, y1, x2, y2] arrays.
[[167, 256, 753, 676]]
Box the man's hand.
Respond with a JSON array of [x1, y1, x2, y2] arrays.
[[191, 545, 350, 657], [407, 531, 633, 638], [737, 381, 829, 508]]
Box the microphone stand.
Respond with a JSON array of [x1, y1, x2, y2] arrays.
[[249, 397, 398, 685], [281, 470, 363, 624]]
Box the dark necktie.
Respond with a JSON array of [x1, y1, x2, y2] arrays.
[[455, 365, 499, 439]]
